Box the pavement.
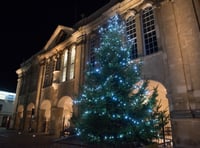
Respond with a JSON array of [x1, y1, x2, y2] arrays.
[[0, 127, 85, 148], [1, 128, 170, 148], [0, 127, 55, 147]]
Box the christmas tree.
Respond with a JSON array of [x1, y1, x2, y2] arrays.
[[74, 14, 167, 146]]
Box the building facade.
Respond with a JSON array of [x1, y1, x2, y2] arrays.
[[13, 0, 200, 147]]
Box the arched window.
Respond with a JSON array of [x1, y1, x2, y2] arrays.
[[142, 6, 158, 55], [126, 15, 138, 59]]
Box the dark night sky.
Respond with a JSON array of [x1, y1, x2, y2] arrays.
[[0, 0, 110, 92]]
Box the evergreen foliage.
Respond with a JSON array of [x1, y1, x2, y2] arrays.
[[74, 14, 168, 146]]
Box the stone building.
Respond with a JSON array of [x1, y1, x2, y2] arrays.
[[0, 90, 16, 128], [13, 0, 200, 147]]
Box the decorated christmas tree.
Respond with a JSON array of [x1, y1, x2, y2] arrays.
[[74, 14, 168, 147]]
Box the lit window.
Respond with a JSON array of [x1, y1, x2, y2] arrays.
[[142, 6, 158, 55], [43, 59, 54, 87], [61, 50, 68, 82], [55, 54, 61, 71], [126, 16, 138, 59], [69, 46, 76, 80]]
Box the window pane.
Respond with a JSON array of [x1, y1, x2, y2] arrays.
[[69, 46, 76, 80], [61, 50, 68, 82], [126, 16, 138, 59], [142, 7, 158, 55]]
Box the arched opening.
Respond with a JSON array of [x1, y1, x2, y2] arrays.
[[15, 105, 24, 130], [26, 103, 35, 132], [148, 80, 172, 146], [57, 96, 73, 136], [130, 80, 172, 145], [39, 100, 51, 133]]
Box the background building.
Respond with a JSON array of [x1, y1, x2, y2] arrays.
[[0, 90, 16, 128], [13, 0, 200, 147]]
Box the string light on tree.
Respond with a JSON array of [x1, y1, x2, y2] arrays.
[[74, 14, 168, 147]]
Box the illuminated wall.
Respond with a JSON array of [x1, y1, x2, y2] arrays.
[[0, 90, 16, 128]]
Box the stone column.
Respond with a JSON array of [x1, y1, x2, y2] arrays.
[[160, 0, 200, 147]]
